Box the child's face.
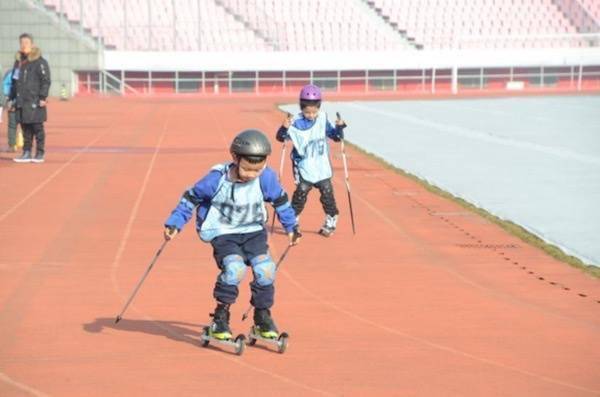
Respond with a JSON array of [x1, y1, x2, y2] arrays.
[[301, 105, 320, 121], [235, 157, 266, 182]]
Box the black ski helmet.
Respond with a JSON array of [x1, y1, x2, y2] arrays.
[[230, 129, 272, 158]]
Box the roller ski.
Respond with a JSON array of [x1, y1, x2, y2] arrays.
[[247, 308, 289, 354], [201, 303, 245, 355], [318, 214, 338, 237]]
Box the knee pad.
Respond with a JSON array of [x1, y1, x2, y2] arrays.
[[219, 255, 247, 286], [293, 181, 312, 200], [250, 254, 276, 286], [317, 180, 338, 215], [316, 179, 334, 195], [298, 181, 313, 194]]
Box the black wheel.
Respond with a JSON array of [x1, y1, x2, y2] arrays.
[[201, 327, 210, 347], [247, 327, 257, 346], [277, 332, 289, 354], [234, 335, 246, 356]]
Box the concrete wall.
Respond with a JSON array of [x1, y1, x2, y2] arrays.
[[0, 0, 100, 98]]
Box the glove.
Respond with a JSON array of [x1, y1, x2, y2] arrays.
[[164, 225, 179, 241]]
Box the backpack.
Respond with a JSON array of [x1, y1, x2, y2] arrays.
[[3, 70, 13, 97]]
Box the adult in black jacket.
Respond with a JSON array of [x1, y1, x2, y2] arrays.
[[11, 33, 51, 163]]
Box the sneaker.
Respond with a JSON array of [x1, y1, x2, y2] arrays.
[[253, 308, 279, 339], [31, 152, 45, 163], [209, 303, 232, 340], [13, 150, 32, 163], [319, 214, 338, 237]]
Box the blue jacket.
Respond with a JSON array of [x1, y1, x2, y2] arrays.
[[165, 164, 297, 240]]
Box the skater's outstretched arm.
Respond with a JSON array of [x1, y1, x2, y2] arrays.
[[164, 170, 221, 238], [325, 119, 346, 142], [276, 112, 294, 142]]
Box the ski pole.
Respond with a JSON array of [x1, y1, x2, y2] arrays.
[[115, 239, 169, 323], [270, 140, 287, 234], [337, 112, 356, 235]]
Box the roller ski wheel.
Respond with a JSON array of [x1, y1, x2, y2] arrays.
[[277, 332, 289, 354], [201, 326, 246, 356], [201, 326, 210, 347], [248, 326, 289, 354], [234, 335, 246, 355]]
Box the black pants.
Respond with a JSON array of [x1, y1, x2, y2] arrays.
[[22, 123, 45, 154], [291, 176, 339, 217], [211, 229, 274, 309], [7, 111, 17, 147]]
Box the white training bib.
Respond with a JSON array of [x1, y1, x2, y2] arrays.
[[199, 163, 267, 241], [287, 114, 333, 183]]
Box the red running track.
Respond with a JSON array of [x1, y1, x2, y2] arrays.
[[0, 97, 599, 396]]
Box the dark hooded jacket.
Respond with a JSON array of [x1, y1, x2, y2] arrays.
[[10, 47, 51, 124]]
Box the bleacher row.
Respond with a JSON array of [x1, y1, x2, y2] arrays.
[[579, 0, 600, 21], [42, 0, 599, 51], [369, 0, 596, 48]]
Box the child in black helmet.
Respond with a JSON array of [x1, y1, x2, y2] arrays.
[[164, 129, 301, 340]]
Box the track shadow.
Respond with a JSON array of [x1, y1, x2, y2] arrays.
[[270, 226, 321, 236], [83, 317, 207, 349], [83, 317, 246, 355]]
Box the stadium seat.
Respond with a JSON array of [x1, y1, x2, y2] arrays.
[[42, 0, 589, 51]]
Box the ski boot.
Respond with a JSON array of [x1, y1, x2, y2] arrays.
[[247, 308, 289, 353], [318, 214, 338, 237], [201, 303, 245, 355]]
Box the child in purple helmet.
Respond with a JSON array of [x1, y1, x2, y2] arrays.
[[276, 84, 347, 237]]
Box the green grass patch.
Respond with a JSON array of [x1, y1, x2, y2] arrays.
[[345, 141, 600, 278]]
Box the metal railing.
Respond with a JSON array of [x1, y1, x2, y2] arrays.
[[76, 65, 600, 96]]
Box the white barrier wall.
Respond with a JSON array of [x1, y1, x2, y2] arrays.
[[103, 48, 600, 71]]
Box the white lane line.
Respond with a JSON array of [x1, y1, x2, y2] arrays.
[[0, 371, 49, 397], [0, 134, 105, 223]]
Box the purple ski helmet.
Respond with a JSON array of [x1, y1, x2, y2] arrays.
[[299, 84, 322, 101]]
